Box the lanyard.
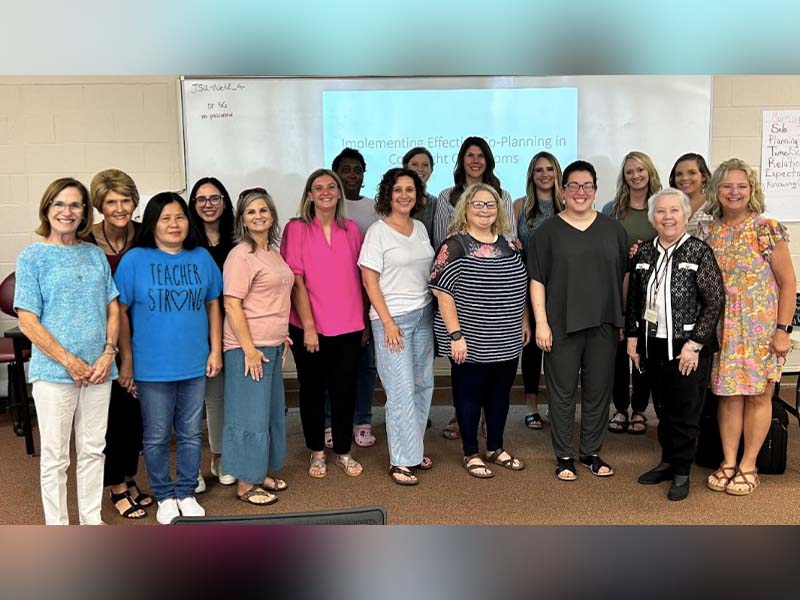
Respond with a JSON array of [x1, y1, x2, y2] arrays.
[[648, 240, 678, 310]]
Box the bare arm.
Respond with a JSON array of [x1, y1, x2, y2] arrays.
[[205, 298, 222, 377], [530, 280, 552, 352], [18, 309, 92, 386], [769, 240, 797, 358], [224, 295, 270, 381], [432, 289, 467, 363], [290, 275, 319, 352], [117, 304, 136, 394]]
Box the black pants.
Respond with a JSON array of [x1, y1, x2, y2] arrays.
[[289, 325, 362, 455], [520, 340, 543, 395], [103, 380, 143, 487], [450, 358, 518, 457], [612, 338, 650, 414], [645, 338, 709, 475]]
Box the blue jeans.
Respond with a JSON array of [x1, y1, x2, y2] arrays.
[[371, 304, 434, 466], [137, 376, 206, 501]]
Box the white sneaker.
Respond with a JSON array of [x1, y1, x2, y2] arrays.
[[156, 498, 180, 525], [210, 455, 236, 485], [177, 496, 206, 517], [195, 472, 206, 494]]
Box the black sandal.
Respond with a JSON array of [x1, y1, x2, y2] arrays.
[[389, 466, 418, 486], [555, 457, 577, 481], [110, 490, 146, 519], [628, 412, 647, 435], [579, 454, 615, 477], [126, 480, 154, 507], [524, 413, 543, 430], [608, 412, 629, 433]]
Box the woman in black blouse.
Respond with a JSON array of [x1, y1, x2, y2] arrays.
[[429, 183, 529, 479], [627, 188, 724, 501], [188, 177, 236, 491], [529, 160, 628, 482]]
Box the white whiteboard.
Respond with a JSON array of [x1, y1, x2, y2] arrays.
[[180, 76, 711, 226]]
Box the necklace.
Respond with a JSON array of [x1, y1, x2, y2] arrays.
[[102, 221, 129, 255]]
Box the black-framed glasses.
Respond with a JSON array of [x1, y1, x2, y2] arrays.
[[564, 182, 596, 193], [238, 187, 267, 200], [469, 200, 498, 209], [195, 194, 223, 206]]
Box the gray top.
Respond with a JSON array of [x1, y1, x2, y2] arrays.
[[516, 196, 555, 255]]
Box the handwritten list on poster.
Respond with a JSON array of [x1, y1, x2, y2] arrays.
[[761, 109, 800, 221]]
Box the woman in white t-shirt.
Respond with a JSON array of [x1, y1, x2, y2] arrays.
[[359, 168, 435, 486]]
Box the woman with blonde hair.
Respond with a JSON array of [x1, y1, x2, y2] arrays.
[[700, 158, 796, 496], [604, 151, 662, 436], [513, 151, 564, 430], [430, 183, 530, 479]]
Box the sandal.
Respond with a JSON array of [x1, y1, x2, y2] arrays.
[[579, 454, 614, 477], [442, 417, 460, 440], [353, 425, 376, 447], [555, 457, 577, 481], [485, 448, 525, 471], [308, 453, 327, 478], [335, 454, 363, 477], [725, 469, 760, 496], [261, 476, 288, 492], [110, 489, 146, 519], [324, 427, 333, 449], [413, 456, 433, 470], [608, 411, 629, 433], [525, 413, 543, 430], [125, 479, 153, 507], [707, 464, 736, 492], [237, 485, 278, 506], [389, 466, 418, 486], [628, 412, 647, 435], [463, 455, 494, 479]]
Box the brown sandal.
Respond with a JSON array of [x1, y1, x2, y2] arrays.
[[725, 469, 760, 496], [707, 464, 736, 492]]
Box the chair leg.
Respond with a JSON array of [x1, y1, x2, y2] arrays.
[[7, 363, 25, 437]]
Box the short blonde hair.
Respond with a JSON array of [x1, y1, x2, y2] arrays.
[[297, 168, 347, 228], [448, 183, 511, 237], [90, 169, 139, 211], [35, 178, 93, 238], [705, 158, 765, 218]]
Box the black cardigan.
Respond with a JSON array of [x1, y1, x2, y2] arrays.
[[625, 234, 725, 359]]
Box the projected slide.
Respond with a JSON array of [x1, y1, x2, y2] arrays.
[[322, 87, 578, 198]]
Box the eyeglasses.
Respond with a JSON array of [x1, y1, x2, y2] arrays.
[[238, 187, 267, 200], [49, 201, 84, 213], [469, 200, 498, 209], [195, 195, 223, 206], [564, 182, 596, 193]]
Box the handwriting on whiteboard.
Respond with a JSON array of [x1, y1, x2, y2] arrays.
[[761, 110, 800, 194], [189, 82, 246, 94]]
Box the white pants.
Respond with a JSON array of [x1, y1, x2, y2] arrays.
[[32, 380, 111, 525]]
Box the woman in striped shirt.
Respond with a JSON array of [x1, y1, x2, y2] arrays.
[[429, 184, 530, 479]]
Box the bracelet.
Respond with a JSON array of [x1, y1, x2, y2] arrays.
[[104, 342, 119, 354]]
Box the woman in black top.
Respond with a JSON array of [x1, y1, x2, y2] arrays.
[[529, 160, 628, 481], [188, 177, 236, 491], [430, 183, 529, 479], [627, 188, 724, 501]]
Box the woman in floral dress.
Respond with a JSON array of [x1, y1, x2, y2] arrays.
[[700, 158, 796, 497]]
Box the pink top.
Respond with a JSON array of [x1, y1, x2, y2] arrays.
[[280, 217, 365, 336], [222, 242, 294, 351]]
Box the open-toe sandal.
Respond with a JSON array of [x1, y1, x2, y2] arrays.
[[524, 413, 543, 430], [335, 455, 363, 477], [237, 485, 278, 506], [608, 412, 629, 433], [126, 479, 154, 507], [110, 490, 146, 519], [308, 454, 327, 478], [555, 457, 577, 481], [389, 466, 418, 486], [413, 456, 433, 470], [463, 455, 494, 479], [579, 454, 614, 477], [707, 464, 736, 492], [262, 477, 288, 492], [442, 417, 460, 440], [725, 469, 760, 496], [628, 412, 647, 435], [485, 448, 525, 471]]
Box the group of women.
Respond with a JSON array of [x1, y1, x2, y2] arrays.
[[14, 135, 796, 524]]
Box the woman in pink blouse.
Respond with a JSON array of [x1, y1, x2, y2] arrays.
[[280, 169, 366, 478]]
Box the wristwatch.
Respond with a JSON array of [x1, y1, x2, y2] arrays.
[[776, 323, 794, 334], [449, 330, 463, 341], [104, 342, 119, 354]]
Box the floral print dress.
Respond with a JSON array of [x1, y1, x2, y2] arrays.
[[699, 213, 789, 396]]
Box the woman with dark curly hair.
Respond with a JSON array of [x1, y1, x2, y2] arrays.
[[188, 177, 236, 491], [359, 168, 435, 486]]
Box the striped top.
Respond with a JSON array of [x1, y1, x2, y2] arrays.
[[432, 186, 516, 250], [429, 232, 528, 363]]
